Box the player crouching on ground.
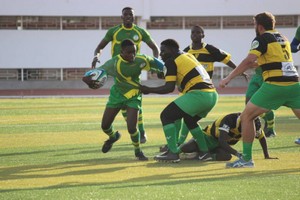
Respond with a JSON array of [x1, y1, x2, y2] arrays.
[[179, 112, 278, 163]]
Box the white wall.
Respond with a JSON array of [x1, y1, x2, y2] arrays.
[[0, 0, 300, 69], [1, 0, 299, 16]]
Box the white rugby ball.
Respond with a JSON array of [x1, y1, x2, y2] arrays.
[[84, 69, 108, 87]]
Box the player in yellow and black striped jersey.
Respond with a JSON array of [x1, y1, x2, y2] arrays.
[[180, 112, 277, 161], [220, 12, 300, 168], [183, 26, 248, 80], [140, 39, 218, 162]]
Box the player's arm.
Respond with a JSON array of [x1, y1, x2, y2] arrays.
[[290, 38, 300, 53], [226, 60, 250, 81], [91, 39, 110, 68], [146, 40, 160, 58], [219, 53, 257, 88], [257, 134, 278, 159], [140, 81, 175, 94], [218, 132, 242, 158]]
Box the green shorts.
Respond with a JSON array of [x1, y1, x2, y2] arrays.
[[245, 73, 263, 98], [106, 85, 142, 110], [204, 135, 219, 150], [174, 90, 218, 118], [251, 82, 300, 110]]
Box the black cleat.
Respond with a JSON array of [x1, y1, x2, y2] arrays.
[[265, 129, 276, 138], [101, 132, 121, 153], [154, 151, 180, 163], [198, 152, 213, 161], [135, 151, 149, 161], [159, 144, 169, 152]]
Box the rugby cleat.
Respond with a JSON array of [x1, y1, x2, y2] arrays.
[[225, 158, 254, 168], [101, 131, 121, 153]]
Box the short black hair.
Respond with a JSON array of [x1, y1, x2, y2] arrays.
[[254, 12, 275, 30], [122, 7, 133, 13], [121, 39, 135, 48], [161, 39, 180, 50]]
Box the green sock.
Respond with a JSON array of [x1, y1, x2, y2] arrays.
[[178, 122, 189, 145], [103, 126, 116, 139], [130, 131, 141, 154], [163, 124, 179, 153], [189, 126, 208, 152], [263, 110, 275, 130], [174, 119, 182, 141], [242, 142, 253, 161], [138, 108, 145, 133]]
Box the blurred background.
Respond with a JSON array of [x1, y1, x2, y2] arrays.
[[0, 0, 299, 91]]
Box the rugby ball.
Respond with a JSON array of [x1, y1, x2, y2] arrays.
[[84, 69, 107, 88]]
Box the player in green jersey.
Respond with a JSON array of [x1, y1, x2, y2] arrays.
[[86, 39, 164, 161], [91, 7, 160, 144], [220, 12, 300, 168], [140, 39, 218, 163], [291, 26, 300, 145]]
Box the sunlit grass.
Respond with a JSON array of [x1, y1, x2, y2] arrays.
[[0, 96, 299, 200]]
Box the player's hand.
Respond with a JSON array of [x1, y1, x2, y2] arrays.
[[140, 85, 151, 94], [219, 76, 231, 88], [91, 56, 100, 69], [82, 75, 100, 89], [264, 156, 279, 159]]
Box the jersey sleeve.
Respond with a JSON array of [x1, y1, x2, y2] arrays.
[[103, 26, 117, 42], [139, 27, 153, 44], [97, 58, 117, 77], [295, 26, 300, 41], [249, 36, 267, 57], [206, 44, 231, 64], [164, 59, 177, 82]]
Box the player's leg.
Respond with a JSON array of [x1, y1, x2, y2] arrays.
[[137, 107, 147, 143], [126, 106, 148, 161], [262, 110, 276, 137], [126, 96, 148, 160], [211, 147, 232, 161], [101, 107, 122, 153], [179, 91, 218, 161], [122, 106, 147, 143]]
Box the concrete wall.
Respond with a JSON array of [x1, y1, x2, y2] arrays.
[[0, 0, 299, 73]]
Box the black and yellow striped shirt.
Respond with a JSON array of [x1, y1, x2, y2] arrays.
[[164, 51, 215, 94], [249, 30, 299, 86], [183, 43, 231, 78]]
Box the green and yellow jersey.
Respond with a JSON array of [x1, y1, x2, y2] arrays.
[[103, 24, 153, 57], [249, 30, 299, 86], [183, 43, 231, 78], [98, 54, 162, 99], [164, 51, 215, 94]]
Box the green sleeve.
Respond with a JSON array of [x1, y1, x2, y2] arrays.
[[139, 27, 153, 44], [97, 58, 117, 77], [295, 26, 300, 41]]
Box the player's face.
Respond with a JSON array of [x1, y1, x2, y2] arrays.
[[121, 9, 134, 26], [121, 45, 136, 63], [191, 26, 204, 43], [160, 45, 173, 62]]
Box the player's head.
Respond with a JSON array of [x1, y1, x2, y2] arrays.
[[121, 7, 135, 26], [191, 26, 205, 43], [254, 12, 275, 35], [120, 39, 136, 62], [160, 39, 180, 62]]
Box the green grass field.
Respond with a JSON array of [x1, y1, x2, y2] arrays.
[[0, 96, 299, 200]]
